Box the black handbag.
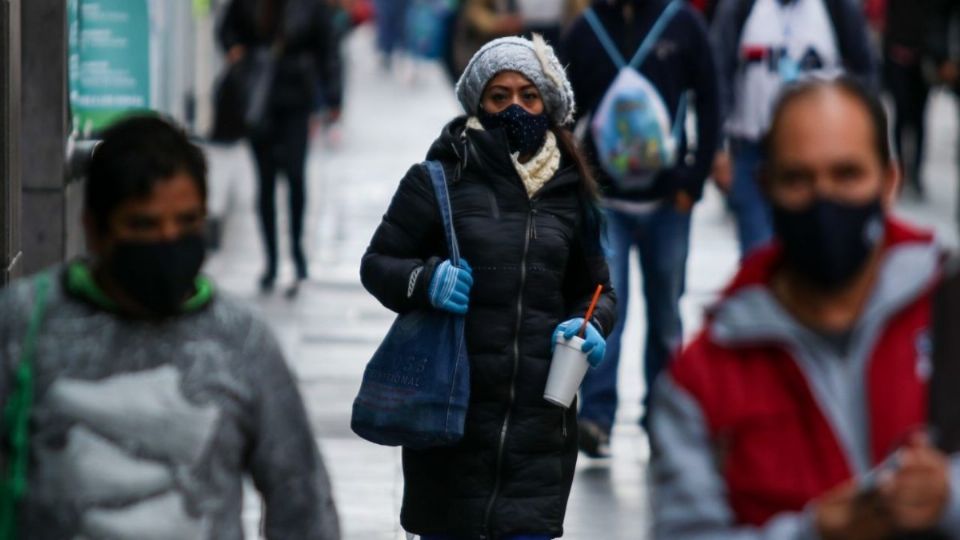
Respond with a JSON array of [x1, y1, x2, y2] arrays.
[[210, 47, 278, 143]]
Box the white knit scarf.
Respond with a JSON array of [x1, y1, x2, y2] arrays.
[[466, 117, 561, 198]]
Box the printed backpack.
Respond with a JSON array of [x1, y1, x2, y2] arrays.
[[584, 0, 686, 191]]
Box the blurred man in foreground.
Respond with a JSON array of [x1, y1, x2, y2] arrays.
[[0, 115, 339, 539], [651, 78, 958, 539]]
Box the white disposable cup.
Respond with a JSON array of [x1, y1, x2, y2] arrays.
[[544, 335, 589, 408]]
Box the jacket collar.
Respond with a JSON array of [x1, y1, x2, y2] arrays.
[[425, 116, 580, 197], [65, 259, 215, 316], [709, 218, 940, 348]]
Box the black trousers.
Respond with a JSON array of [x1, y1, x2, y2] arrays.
[[250, 108, 310, 279], [884, 53, 930, 190]]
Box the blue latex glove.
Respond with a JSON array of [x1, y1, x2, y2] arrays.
[[552, 318, 606, 368], [428, 259, 473, 315]]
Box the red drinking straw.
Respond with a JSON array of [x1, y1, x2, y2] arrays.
[[579, 285, 604, 338]]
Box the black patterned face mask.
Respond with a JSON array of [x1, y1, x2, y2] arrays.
[[478, 104, 551, 157]]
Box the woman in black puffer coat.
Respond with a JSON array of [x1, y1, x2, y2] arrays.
[[360, 35, 616, 540]]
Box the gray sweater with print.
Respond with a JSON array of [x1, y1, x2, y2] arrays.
[[0, 267, 340, 539]]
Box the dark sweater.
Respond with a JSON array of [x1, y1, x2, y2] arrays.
[[884, 0, 930, 53], [559, 0, 721, 202], [927, 0, 960, 65]]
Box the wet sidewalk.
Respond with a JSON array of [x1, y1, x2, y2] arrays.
[[203, 26, 960, 540]]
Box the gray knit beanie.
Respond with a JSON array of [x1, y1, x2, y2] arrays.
[[455, 34, 576, 126]]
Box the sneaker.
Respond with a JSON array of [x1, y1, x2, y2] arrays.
[[258, 272, 276, 294], [285, 279, 302, 300], [578, 419, 611, 458]]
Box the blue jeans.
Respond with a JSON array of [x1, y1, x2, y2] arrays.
[[373, 0, 410, 54], [729, 139, 773, 257], [420, 534, 553, 540], [578, 204, 691, 433]]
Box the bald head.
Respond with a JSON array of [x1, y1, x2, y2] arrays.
[[766, 80, 891, 165], [762, 79, 898, 212]]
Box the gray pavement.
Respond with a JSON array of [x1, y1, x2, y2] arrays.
[[203, 26, 960, 540]]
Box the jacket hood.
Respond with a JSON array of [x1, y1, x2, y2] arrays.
[[425, 116, 470, 166], [424, 115, 530, 179]]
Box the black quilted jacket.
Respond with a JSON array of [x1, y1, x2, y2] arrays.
[[360, 117, 617, 539]]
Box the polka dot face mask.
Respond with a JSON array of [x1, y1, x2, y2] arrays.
[[478, 104, 551, 157]]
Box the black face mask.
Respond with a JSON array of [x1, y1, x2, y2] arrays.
[[772, 197, 885, 291], [477, 104, 551, 157], [107, 234, 206, 317]]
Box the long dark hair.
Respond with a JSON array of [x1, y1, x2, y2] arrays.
[[552, 126, 599, 201], [552, 126, 606, 257]]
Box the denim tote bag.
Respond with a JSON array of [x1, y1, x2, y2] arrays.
[[351, 161, 470, 449]]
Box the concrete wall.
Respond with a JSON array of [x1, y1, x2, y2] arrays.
[[19, 0, 75, 276], [2, 1, 220, 283], [1, 0, 22, 285]]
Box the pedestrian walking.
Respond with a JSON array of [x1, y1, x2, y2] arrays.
[[0, 115, 340, 539], [373, 0, 412, 68], [650, 77, 958, 539], [360, 34, 616, 539], [926, 0, 960, 234], [450, 0, 587, 78], [711, 0, 876, 256], [559, 0, 721, 456], [882, 0, 932, 198], [218, 0, 343, 296]]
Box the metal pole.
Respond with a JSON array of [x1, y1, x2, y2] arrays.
[[19, 0, 70, 275], [0, 0, 23, 284]]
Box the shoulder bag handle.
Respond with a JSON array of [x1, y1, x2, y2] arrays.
[[423, 161, 461, 266]]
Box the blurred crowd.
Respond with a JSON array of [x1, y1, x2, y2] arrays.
[[367, 0, 960, 201], [10, 1, 960, 539]]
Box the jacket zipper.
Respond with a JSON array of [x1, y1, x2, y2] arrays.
[[481, 206, 535, 538]]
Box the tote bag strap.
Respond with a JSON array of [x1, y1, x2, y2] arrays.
[[0, 272, 52, 540], [423, 161, 461, 266]]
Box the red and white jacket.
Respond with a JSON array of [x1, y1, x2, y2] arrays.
[[650, 218, 960, 539]]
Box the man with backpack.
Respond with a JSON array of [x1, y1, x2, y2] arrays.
[[0, 115, 340, 539], [711, 0, 876, 257], [560, 0, 720, 456]]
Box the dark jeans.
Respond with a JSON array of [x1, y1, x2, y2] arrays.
[[884, 52, 930, 190], [250, 109, 310, 280], [373, 0, 410, 55], [729, 138, 772, 257], [578, 205, 691, 433]]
